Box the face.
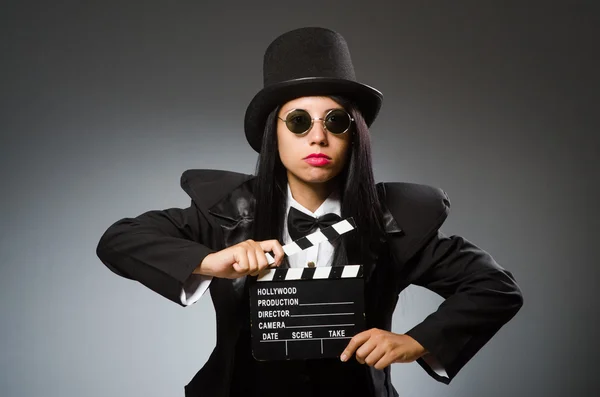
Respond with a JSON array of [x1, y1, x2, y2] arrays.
[[276, 96, 352, 189]]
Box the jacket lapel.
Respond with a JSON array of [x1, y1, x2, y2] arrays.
[[207, 177, 257, 301], [354, 183, 403, 281], [180, 169, 256, 307]]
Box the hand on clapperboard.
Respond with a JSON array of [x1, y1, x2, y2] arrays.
[[198, 217, 357, 280], [340, 329, 428, 370], [198, 239, 285, 279]]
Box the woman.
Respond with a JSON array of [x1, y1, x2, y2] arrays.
[[96, 27, 523, 397]]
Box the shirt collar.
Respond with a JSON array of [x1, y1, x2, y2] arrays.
[[285, 183, 341, 217]]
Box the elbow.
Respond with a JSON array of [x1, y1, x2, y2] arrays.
[[510, 279, 524, 316], [96, 225, 117, 263], [499, 268, 524, 318], [96, 217, 129, 261], [475, 266, 524, 320], [95, 222, 133, 279], [96, 232, 110, 262]]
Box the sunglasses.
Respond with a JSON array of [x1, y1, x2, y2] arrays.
[[277, 108, 354, 135]]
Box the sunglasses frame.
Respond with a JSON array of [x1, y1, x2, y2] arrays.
[[277, 108, 354, 136]]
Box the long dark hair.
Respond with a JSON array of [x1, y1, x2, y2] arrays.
[[253, 96, 386, 266]]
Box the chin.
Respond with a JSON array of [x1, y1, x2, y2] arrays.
[[300, 169, 340, 184], [285, 163, 344, 186]]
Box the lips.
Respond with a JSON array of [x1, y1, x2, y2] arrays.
[[303, 153, 331, 166], [303, 153, 331, 160]]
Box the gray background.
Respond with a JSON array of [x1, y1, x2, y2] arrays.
[[1, 1, 598, 396]]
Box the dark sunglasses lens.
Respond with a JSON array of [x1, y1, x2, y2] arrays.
[[285, 110, 312, 134], [325, 109, 351, 134]]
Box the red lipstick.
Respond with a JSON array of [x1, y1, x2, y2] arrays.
[[303, 153, 331, 166]]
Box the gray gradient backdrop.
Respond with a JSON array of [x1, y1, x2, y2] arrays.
[[1, 2, 598, 397]]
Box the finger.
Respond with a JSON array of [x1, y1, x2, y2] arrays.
[[248, 240, 270, 271], [248, 247, 267, 277], [355, 338, 378, 365], [340, 329, 372, 362], [233, 247, 249, 273], [246, 245, 259, 275], [363, 345, 387, 367], [259, 240, 285, 267], [374, 352, 397, 370], [254, 246, 270, 271], [271, 240, 286, 267], [247, 240, 270, 275]]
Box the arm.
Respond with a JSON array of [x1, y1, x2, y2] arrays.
[[404, 231, 524, 383], [96, 204, 215, 306], [96, 203, 286, 306]]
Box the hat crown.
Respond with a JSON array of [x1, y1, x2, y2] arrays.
[[244, 27, 383, 153], [263, 27, 357, 87]]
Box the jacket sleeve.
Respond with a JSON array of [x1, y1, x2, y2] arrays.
[[404, 231, 523, 383], [96, 203, 216, 306]]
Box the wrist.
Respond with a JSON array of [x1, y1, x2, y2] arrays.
[[194, 252, 215, 276], [403, 333, 428, 359]]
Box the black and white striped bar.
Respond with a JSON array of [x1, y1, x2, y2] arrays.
[[250, 264, 365, 361], [257, 264, 363, 282], [264, 217, 356, 265]]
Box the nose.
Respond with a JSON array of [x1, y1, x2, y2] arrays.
[[308, 119, 328, 146]]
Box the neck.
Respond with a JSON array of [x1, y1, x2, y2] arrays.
[[287, 174, 339, 213]]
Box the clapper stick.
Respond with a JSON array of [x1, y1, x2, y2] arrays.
[[264, 217, 356, 265]]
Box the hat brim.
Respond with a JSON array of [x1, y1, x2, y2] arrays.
[[244, 77, 383, 153]]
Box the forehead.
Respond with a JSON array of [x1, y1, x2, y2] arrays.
[[280, 96, 342, 113]]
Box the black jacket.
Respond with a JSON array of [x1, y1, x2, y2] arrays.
[[96, 169, 523, 397]]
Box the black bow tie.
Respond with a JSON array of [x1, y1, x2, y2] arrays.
[[287, 207, 342, 241]]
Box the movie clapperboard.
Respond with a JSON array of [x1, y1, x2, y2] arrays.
[[250, 218, 366, 361]]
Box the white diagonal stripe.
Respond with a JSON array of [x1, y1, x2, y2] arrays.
[[341, 264, 360, 278], [284, 243, 302, 256], [257, 268, 275, 282], [306, 230, 328, 245], [264, 218, 355, 267], [332, 219, 353, 235], [313, 266, 332, 279], [285, 268, 304, 280], [265, 252, 275, 264]]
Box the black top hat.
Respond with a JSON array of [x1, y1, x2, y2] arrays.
[[244, 27, 383, 153]]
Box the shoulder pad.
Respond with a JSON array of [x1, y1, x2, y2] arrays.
[[180, 169, 253, 209], [378, 182, 450, 263]]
